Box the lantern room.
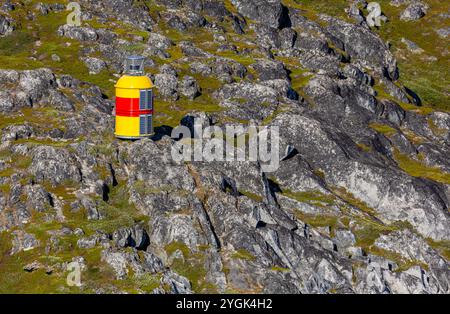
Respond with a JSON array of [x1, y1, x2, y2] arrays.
[[114, 56, 154, 139]]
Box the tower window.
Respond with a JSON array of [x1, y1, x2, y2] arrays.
[[139, 115, 146, 135], [140, 89, 153, 110], [139, 114, 153, 135]]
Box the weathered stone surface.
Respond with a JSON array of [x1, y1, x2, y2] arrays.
[[0, 14, 14, 36], [11, 230, 39, 255], [400, 2, 429, 21], [30, 146, 82, 186], [325, 17, 398, 80], [231, 0, 289, 29], [81, 57, 107, 75], [112, 224, 150, 250], [178, 76, 200, 100], [57, 25, 99, 41], [154, 73, 179, 100]]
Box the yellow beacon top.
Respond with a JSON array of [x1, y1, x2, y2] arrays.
[[115, 75, 153, 99]]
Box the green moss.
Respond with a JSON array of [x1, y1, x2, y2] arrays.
[[356, 142, 372, 153], [353, 220, 397, 248], [114, 273, 161, 293], [393, 149, 450, 184], [223, 0, 238, 14], [43, 180, 79, 200], [282, 188, 336, 208], [133, 273, 161, 292], [0, 167, 15, 178], [260, 105, 289, 126], [0, 184, 10, 194], [0, 107, 64, 133], [270, 266, 290, 272], [289, 67, 313, 92], [15, 138, 73, 148], [427, 118, 448, 137], [215, 50, 255, 66], [89, 138, 116, 157], [333, 187, 378, 216], [0, 114, 23, 129], [165, 45, 184, 61], [398, 102, 436, 115], [369, 246, 428, 272], [85, 193, 146, 234], [231, 249, 256, 261], [50, 183, 148, 236], [154, 97, 223, 128], [295, 212, 339, 228], [238, 190, 264, 202], [401, 129, 426, 145], [171, 257, 216, 293], [165, 241, 191, 259], [165, 241, 217, 293], [369, 122, 397, 137], [313, 169, 326, 180], [282, 0, 349, 21], [352, 219, 412, 249], [0, 30, 35, 56], [93, 164, 111, 181], [426, 239, 450, 261]]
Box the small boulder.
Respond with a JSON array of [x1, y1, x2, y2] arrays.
[[0, 15, 14, 37], [57, 25, 98, 41], [154, 73, 179, 100], [250, 59, 288, 81], [147, 32, 173, 50], [400, 2, 429, 21], [11, 230, 39, 255], [81, 57, 107, 75], [112, 224, 150, 250], [178, 76, 200, 100], [143, 251, 165, 273]]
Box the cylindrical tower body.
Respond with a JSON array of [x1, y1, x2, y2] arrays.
[[115, 56, 154, 139]]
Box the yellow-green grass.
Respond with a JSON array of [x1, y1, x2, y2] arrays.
[[282, 188, 336, 208], [426, 239, 450, 261], [282, 0, 349, 22], [372, 0, 450, 111], [0, 9, 117, 98], [393, 149, 450, 184], [231, 248, 256, 261], [238, 190, 264, 202], [0, 180, 155, 293], [333, 187, 378, 216], [369, 122, 398, 137], [295, 212, 339, 229], [165, 241, 217, 293]]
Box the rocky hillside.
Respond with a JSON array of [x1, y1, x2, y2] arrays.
[[0, 0, 449, 294]]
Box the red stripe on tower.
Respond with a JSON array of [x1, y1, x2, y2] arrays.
[[115, 97, 153, 117]]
